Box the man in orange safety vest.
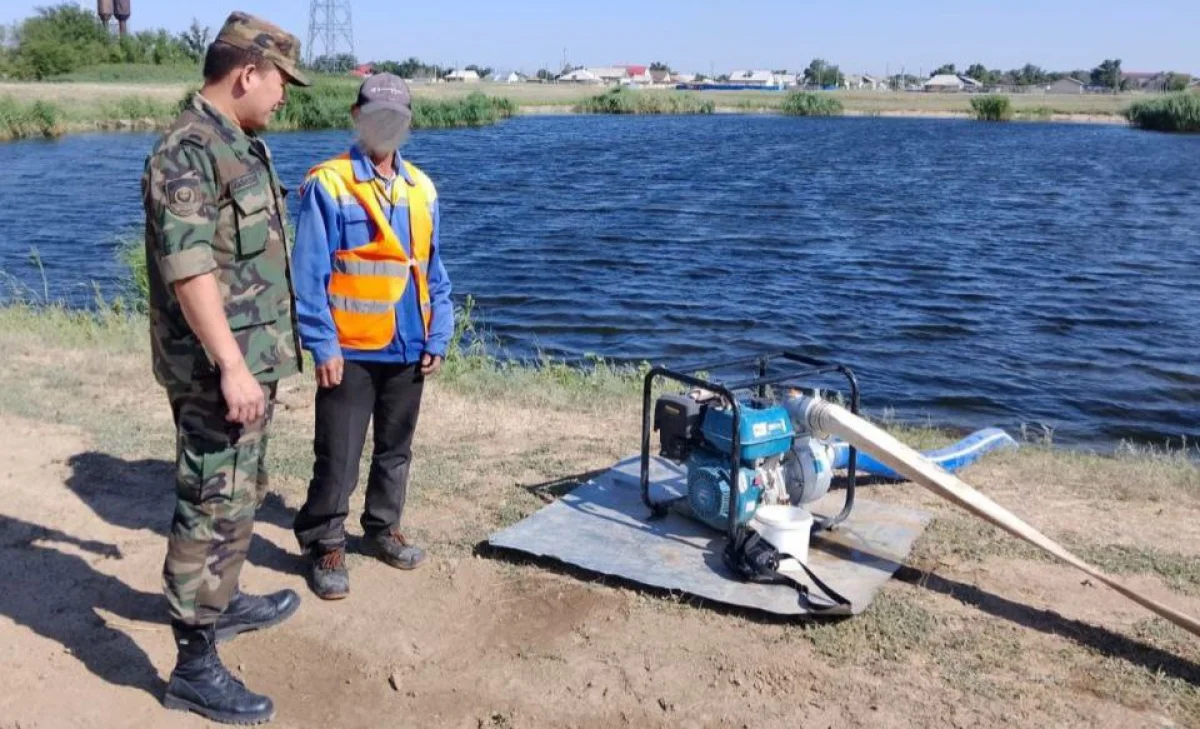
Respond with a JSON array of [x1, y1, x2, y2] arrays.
[[290, 73, 454, 600]]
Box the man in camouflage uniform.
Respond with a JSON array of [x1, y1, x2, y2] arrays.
[[141, 11, 309, 725]]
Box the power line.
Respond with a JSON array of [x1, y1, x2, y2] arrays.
[[306, 0, 355, 63]]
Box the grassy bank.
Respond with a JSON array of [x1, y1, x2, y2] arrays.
[[574, 87, 715, 114], [1125, 92, 1200, 132], [0, 92, 181, 140], [0, 81, 1144, 140], [0, 85, 517, 140], [1, 300, 1199, 727]]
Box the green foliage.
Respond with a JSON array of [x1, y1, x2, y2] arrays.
[[1164, 72, 1193, 92], [1091, 58, 1123, 91], [308, 53, 358, 74], [803, 58, 843, 88], [574, 87, 714, 115], [412, 91, 516, 127], [933, 63, 957, 76], [1124, 92, 1200, 133], [119, 238, 148, 313], [274, 82, 515, 130], [102, 95, 178, 121], [177, 19, 210, 63], [114, 30, 195, 66], [970, 94, 1013, 121], [272, 81, 356, 129], [964, 63, 994, 85], [0, 95, 63, 140], [780, 91, 843, 117], [1011, 63, 1048, 86], [7, 3, 201, 80], [53, 63, 199, 83], [372, 57, 448, 80]]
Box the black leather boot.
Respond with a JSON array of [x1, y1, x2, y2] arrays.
[[214, 587, 301, 642], [163, 622, 275, 725]]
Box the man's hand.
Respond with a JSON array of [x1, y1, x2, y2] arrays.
[[316, 356, 344, 389], [172, 272, 264, 424], [420, 352, 443, 376], [221, 361, 266, 424]]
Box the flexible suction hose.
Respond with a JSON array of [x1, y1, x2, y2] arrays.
[[794, 397, 1200, 639]]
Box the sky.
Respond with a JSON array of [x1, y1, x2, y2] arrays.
[[4, 0, 1197, 75]]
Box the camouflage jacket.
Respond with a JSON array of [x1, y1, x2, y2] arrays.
[[141, 93, 302, 391]]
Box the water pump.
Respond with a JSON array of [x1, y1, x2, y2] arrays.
[[640, 352, 860, 541]]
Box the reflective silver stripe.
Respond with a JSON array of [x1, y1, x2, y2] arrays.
[[331, 259, 409, 277], [329, 294, 394, 314]]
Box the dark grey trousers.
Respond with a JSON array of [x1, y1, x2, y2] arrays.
[[294, 360, 424, 553]]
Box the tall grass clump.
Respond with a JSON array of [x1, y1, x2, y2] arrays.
[[412, 92, 517, 128], [970, 95, 1013, 121], [0, 96, 64, 140], [119, 238, 149, 312], [272, 81, 355, 130], [1125, 92, 1200, 132], [575, 87, 715, 114], [780, 91, 843, 117], [273, 83, 515, 131]]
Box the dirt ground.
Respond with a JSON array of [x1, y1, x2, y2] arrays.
[[0, 311, 1198, 728]]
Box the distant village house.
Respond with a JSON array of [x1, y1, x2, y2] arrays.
[[1046, 77, 1085, 94], [445, 69, 482, 83], [923, 74, 983, 92], [843, 74, 885, 91], [727, 70, 782, 87], [557, 68, 603, 84]]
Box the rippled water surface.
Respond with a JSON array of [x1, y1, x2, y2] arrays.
[[1, 115, 1198, 446]]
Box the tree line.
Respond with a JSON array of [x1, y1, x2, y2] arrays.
[[0, 4, 494, 83], [0, 4, 208, 80], [307, 55, 494, 80], [924, 59, 1191, 91]]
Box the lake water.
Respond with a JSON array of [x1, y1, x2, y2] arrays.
[[1, 115, 1198, 447]]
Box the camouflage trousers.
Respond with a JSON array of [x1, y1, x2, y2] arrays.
[[163, 379, 277, 626]]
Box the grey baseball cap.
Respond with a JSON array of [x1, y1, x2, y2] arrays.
[[355, 73, 412, 124]]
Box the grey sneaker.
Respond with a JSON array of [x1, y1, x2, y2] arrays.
[[308, 547, 349, 600], [366, 530, 426, 570]]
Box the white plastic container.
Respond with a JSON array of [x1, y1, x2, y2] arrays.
[[750, 505, 813, 568]]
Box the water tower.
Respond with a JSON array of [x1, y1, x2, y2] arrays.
[[114, 0, 130, 37], [96, 0, 130, 37], [96, 0, 112, 31]]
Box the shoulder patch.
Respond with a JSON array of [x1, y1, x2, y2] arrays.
[[230, 171, 260, 194], [165, 177, 203, 217]]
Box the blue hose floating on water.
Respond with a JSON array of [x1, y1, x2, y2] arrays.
[[831, 427, 1018, 479]]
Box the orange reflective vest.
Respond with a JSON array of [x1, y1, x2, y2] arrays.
[[305, 155, 433, 351]]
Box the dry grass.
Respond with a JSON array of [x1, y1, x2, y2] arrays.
[[2, 305, 1199, 727]]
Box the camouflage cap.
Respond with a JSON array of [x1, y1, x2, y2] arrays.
[[214, 11, 311, 87]]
